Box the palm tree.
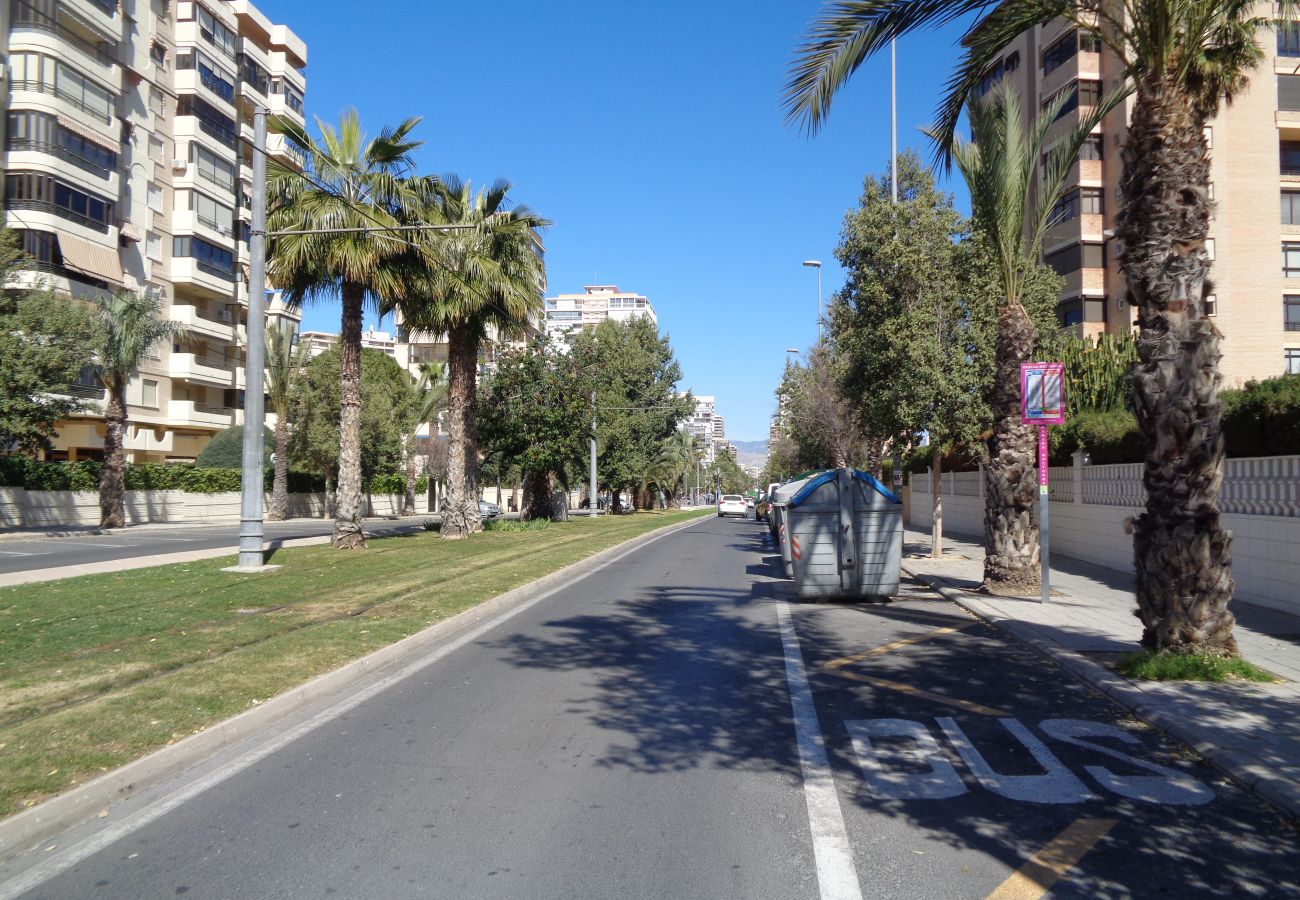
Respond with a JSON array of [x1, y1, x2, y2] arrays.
[[786, 2, 1283, 651], [656, 429, 701, 509], [390, 176, 549, 540], [939, 83, 1113, 590], [92, 292, 185, 528], [267, 109, 423, 549], [265, 320, 310, 520], [403, 361, 447, 516]]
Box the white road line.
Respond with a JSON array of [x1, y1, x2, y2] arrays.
[[0, 550, 49, 557], [0, 514, 708, 900], [145, 538, 201, 543], [776, 600, 864, 900], [68, 542, 127, 548]]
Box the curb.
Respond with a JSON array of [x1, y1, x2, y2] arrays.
[[902, 563, 1300, 823], [0, 512, 709, 862]]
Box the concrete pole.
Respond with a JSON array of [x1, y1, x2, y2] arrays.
[[235, 108, 269, 570]]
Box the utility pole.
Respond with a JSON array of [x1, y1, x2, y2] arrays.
[[231, 108, 271, 572]]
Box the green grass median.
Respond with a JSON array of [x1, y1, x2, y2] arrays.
[[0, 509, 708, 819]]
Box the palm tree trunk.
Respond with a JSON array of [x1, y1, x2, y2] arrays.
[[323, 470, 332, 519], [523, 469, 551, 520], [99, 385, 128, 528], [441, 322, 482, 539], [268, 418, 289, 521], [332, 282, 366, 549], [982, 301, 1039, 591], [931, 449, 943, 560], [1117, 78, 1236, 656], [402, 435, 418, 517]]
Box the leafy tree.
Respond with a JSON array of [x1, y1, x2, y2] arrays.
[[770, 344, 868, 473], [403, 361, 447, 516], [706, 452, 751, 495], [195, 425, 273, 469], [478, 341, 592, 520], [91, 293, 185, 528], [265, 321, 310, 519], [0, 262, 101, 454], [390, 176, 549, 539], [286, 348, 412, 505], [782, 0, 1284, 658], [654, 429, 704, 509], [268, 109, 423, 549], [570, 317, 695, 513]]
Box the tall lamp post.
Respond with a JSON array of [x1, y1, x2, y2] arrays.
[[802, 260, 822, 338]]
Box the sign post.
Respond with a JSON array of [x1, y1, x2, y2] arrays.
[[1020, 362, 1065, 604]]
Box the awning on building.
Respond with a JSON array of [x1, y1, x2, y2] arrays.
[[57, 115, 119, 153], [57, 233, 123, 284]]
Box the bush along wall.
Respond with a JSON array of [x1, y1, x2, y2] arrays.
[[0, 459, 337, 494]]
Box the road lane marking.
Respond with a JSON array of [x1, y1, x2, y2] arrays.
[[986, 817, 1117, 900], [939, 718, 1093, 804], [821, 624, 974, 671], [0, 550, 49, 557], [823, 670, 1010, 717], [0, 513, 708, 900], [66, 541, 126, 548], [775, 600, 864, 900]]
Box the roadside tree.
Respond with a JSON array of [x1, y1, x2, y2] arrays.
[[265, 321, 310, 519]]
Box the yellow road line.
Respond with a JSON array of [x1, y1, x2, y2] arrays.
[[821, 624, 974, 672], [826, 670, 1010, 717], [986, 818, 1118, 900]]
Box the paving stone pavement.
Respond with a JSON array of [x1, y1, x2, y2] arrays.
[[900, 525, 1300, 821]]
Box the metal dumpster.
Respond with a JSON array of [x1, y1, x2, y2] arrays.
[[771, 474, 819, 577], [786, 467, 903, 599]]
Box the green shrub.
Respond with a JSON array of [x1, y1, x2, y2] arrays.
[[906, 443, 984, 474], [1222, 374, 1300, 458], [483, 518, 550, 532], [195, 425, 273, 469], [1052, 410, 1145, 465], [366, 473, 427, 495]]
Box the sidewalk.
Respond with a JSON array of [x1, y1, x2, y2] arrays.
[[901, 525, 1300, 820]]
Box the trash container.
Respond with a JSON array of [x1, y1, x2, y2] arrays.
[[772, 474, 819, 578], [786, 467, 902, 600]]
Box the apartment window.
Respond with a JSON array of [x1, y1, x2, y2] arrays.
[[176, 95, 236, 147], [187, 190, 234, 234], [1079, 135, 1103, 161], [1288, 349, 1300, 374], [1285, 243, 1300, 277], [189, 4, 237, 58], [237, 54, 270, 95], [1284, 142, 1300, 176], [1281, 75, 1300, 111], [1046, 84, 1079, 120], [191, 142, 236, 190], [1080, 33, 1102, 54], [1042, 32, 1079, 75], [1287, 296, 1300, 331], [10, 53, 115, 123], [173, 235, 235, 279], [1044, 242, 1106, 275], [146, 232, 162, 261], [1003, 51, 1020, 74], [270, 78, 304, 114], [148, 183, 163, 213], [1285, 192, 1300, 225], [1204, 294, 1217, 317], [150, 41, 168, 68], [149, 86, 166, 118], [1281, 25, 1300, 58], [149, 133, 166, 162], [141, 379, 158, 408], [5, 171, 114, 231], [6, 111, 118, 177], [176, 49, 235, 104]]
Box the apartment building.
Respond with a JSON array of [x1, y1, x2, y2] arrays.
[[297, 328, 400, 361], [976, 10, 1300, 384], [544, 284, 657, 349], [1, 0, 307, 461]]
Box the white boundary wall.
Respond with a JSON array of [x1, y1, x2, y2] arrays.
[[0, 489, 410, 527], [909, 454, 1300, 615]]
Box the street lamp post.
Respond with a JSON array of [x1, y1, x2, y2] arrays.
[[802, 260, 822, 337]]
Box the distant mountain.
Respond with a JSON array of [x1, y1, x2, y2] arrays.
[[730, 439, 768, 472]]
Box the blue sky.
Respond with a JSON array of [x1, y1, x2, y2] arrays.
[[263, 0, 974, 441]]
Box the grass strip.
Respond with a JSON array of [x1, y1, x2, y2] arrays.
[[0, 509, 707, 818], [1116, 650, 1277, 683]]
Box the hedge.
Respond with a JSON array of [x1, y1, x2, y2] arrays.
[[0, 458, 424, 496]]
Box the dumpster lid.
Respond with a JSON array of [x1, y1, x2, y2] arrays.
[[788, 468, 901, 508]]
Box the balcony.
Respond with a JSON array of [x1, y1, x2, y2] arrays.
[[169, 352, 237, 387], [266, 133, 307, 169], [171, 257, 237, 300], [170, 303, 235, 341], [168, 399, 235, 427], [9, 8, 119, 74]]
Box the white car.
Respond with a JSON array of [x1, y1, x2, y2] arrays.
[[717, 495, 747, 518]]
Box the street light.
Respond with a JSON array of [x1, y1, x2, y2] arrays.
[[802, 260, 822, 337]]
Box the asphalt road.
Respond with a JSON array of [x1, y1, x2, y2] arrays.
[[0, 515, 514, 575], [3, 515, 1298, 899]]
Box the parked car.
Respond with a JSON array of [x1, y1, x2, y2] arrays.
[[717, 494, 747, 518], [479, 500, 502, 520], [755, 493, 772, 522]]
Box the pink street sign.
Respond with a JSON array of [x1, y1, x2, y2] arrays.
[[1021, 362, 1066, 426]]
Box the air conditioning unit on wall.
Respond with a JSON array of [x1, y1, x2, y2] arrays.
[[171, 158, 187, 173]]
